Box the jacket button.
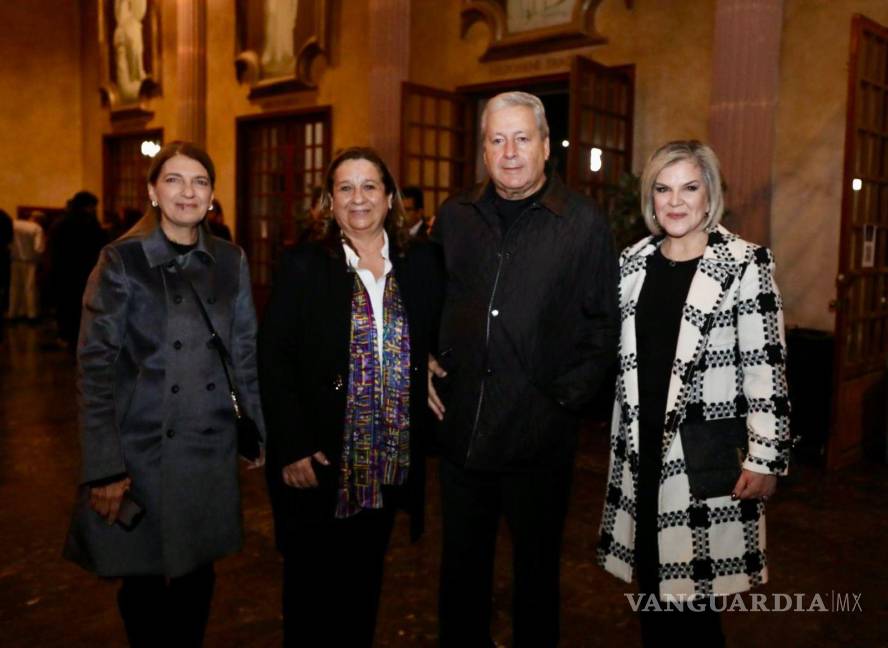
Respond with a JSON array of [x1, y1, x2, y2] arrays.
[[174, 295, 183, 304], [171, 384, 180, 394], [485, 368, 494, 376], [173, 340, 182, 350], [166, 429, 175, 438], [206, 382, 215, 391], [203, 427, 214, 434], [491, 309, 500, 317], [207, 297, 216, 304]]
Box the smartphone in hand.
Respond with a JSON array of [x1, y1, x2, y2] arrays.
[[116, 491, 145, 530]]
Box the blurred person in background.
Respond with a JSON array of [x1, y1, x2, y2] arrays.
[[8, 210, 45, 321], [49, 191, 108, 350], [400, 185, 429, 239]]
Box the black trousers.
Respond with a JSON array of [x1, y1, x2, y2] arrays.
[[117, 563, 215, 648], [438, 456, 573, 648], [281, 505, 396, 648], [635, 422, 724, 648]]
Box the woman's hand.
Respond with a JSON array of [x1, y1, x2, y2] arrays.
[[89, 476, 132, 525], [282, 451, 330, 488], [732, 469, 777, 501], [428, 353, 447, 421]]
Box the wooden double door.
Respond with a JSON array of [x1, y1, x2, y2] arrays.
[[399, 55, 635, 219], [829, 15, 888, 469]]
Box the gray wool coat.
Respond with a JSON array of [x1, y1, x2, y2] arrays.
[[64, 224, 265, 578]]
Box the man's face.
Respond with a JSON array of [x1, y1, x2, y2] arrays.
[[482, 104, 550, 200], [402, 197, 422, 227]]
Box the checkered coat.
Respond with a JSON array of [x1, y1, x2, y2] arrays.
[[597, 226, 791, 598]]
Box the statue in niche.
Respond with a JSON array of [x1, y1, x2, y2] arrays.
[[113, 0, 147, 102], [261, 0, 298, 79]]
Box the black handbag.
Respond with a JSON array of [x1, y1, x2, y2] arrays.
[[679, 417, 747, 499], [174, 261, 262, 461]]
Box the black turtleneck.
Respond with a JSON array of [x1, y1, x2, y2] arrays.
[[162, 228, 198, 256], [492, 178, 548, 233]]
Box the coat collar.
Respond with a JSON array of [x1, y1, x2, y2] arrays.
[[460, 170, 570, 217], [142, 223, 217, 269], [623, 224, 746, 266]]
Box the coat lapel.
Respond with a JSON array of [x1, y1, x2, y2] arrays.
[[618, 236, 658, 460], [659, 226, 748, 461]]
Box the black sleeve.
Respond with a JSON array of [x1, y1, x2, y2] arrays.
[[257, 250, 314, 472], [548, 218, 620, 411]]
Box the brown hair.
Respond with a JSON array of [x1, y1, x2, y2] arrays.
[[319, 146, 411, 253], [123, 141, 216, 240]]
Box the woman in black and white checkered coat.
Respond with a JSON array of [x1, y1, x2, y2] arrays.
[[597, 141, 791, 646]]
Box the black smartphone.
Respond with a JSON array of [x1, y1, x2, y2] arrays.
[[116, 491, 145, 531]]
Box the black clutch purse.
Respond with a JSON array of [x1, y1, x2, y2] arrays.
[[679, 417, 747, 499], [174, 261, 262, 462]]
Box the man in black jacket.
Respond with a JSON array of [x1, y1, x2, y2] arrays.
[[429, 91, 620, 647]]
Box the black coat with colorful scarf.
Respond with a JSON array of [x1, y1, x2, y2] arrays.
[[258, 237, 444, 552]]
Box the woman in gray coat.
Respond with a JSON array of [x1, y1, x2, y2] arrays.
[[64, 141, 264, 647]]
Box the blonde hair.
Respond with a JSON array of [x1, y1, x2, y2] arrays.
[[639, 140, 724, 235]]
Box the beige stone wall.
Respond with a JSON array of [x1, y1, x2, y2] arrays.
[[3, 0, 885, 336], [772, 0, 888, 331], [409, 0, 715, 173], [0, 1, 84, 215]]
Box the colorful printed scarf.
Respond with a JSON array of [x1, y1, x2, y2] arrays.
[[336, 273, 411, 518]]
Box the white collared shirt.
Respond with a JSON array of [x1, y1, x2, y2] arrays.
[[342, 231, 393, 363]]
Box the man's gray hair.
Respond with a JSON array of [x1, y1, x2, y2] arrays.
[[481, 91, 550, 139]]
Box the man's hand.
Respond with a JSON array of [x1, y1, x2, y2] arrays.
[[428, 353, 447, 421], [89, 476, 132, 525], [282, 451, 330, 488], [732, 469, 777, 501]]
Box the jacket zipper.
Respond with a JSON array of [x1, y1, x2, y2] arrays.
[[466, 203, 537, 462]]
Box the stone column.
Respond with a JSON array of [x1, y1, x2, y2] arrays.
[[176, 0, 207, 146], [367, 0, 411, 178], [708, 0, 784, 245]]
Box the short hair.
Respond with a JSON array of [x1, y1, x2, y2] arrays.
[[320, 146, 410, 251], [400, 185, 424, 210], [70, 191, 99, 212], [639, 140, 725, 236], [481, 91, 550, 140]]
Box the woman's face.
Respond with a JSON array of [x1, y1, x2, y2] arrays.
[[652, 159, 709, 239], [330, 158, 392, 241], [147, 154, 214, 235]]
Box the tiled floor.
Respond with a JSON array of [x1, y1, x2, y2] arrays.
[[0, 322, 885, 647]]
